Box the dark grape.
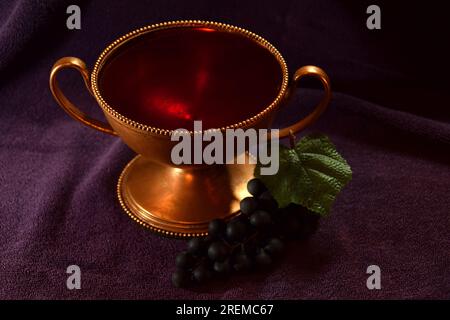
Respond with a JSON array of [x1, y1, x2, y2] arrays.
[[285, 203, 307, 216], [284, 203, 308, 216], [208, 241, 229, 262], [258, 190, 273, 201], [203, 235, 215, 245], [255, 250, 272, 267], [230, 214, 247, 224], [213, 259, 231, 274], [226, 220, 247, 242], [187, 238, 204, 255], [233, 252, 252, 272], [193, 264, 212, 283], [172, 269, 191, 288], [240, 197, 258, 215], [171, 178, 323, 288], [249, 210, 272, 229], [259, 199, 278, 213], [264, 238, 284, 257], [259, 191, 278, 210], [241, 241, 257, 257], [247, 178, 267, 197], [258, 191, 278, 212], [175, 251, 192, 269], [208, 219, 225, 238]]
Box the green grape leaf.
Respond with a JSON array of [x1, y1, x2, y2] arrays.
[[255, 134, 352, 216]]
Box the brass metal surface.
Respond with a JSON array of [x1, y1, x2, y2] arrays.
[[278, 65, 332, 138], [118, 154, 254, 237], [49, 20, 332, 236], [49, 57, 117, 136]]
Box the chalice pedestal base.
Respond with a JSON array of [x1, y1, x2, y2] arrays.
[[117, 155, 255, 237]]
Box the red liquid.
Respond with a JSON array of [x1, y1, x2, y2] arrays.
[[99, 27, 283, 130]]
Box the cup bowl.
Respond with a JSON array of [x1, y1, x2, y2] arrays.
[[50, 20, 331, 237]]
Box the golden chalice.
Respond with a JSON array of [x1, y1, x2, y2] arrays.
[[49, 21, 331, 237]]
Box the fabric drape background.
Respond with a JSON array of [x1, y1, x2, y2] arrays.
[[0, 0, 448, 299]]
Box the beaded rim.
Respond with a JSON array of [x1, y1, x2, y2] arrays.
[[117, 155, 209, 238], [91, 20, 289, 136]]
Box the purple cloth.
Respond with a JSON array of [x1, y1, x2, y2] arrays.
[[0, 0, 449, 299]]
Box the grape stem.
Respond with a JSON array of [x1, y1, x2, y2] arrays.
[[223, 227, 263, 256]]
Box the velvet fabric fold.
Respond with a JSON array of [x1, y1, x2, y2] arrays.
[[0, 0, 448, 299]]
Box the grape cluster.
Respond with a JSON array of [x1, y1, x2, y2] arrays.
[[171, 178, 320, 288]]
